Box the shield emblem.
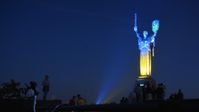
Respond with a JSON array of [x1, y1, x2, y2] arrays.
[[152, 20, 159, 33]]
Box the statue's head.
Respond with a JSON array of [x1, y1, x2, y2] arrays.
[[143, 31, 148, 39]]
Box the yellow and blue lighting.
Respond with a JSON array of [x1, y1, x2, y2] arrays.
[[134, 13, 159, 79]]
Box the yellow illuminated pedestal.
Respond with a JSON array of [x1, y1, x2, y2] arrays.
[[139, 49, 152, 79]]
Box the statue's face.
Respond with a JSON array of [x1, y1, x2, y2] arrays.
[[143, 31, 148, 39]]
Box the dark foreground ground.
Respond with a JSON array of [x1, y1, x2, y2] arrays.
[[1, 99, 199, 112]]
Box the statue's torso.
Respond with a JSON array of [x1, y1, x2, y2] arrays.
[[138, 40, 151, 54]]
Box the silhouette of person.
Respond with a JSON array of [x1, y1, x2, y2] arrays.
[[177, 89, 184, 101], [26, 81, 38, 99], [77, 94, 86, 105], [69, 96, 76, 105], [120, 97, 125, 104], [156, 83, 165, 100], [42, 75, 49, 100], [169, 93, 175, 100], [30, 81, 38, 95], [124, 97, 129, 104]]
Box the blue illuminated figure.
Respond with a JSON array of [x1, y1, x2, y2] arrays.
[[134, 13, 159, 79]]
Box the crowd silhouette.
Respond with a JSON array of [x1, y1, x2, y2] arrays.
[[0, 75, 49, 101], [120, 81, 184, 104], [69, 94, 87, 105], [0, 78, 184, 105], [169, 89, 184, 101]]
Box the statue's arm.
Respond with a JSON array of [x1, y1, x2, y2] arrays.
[[136, 32, 142, 42], [150, 32, 157, 43], [134, 26, 141, 41]]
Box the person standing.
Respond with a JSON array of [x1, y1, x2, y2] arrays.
[[42, 75, 49, 100], [177, 89, 184, 101], [26, 81, 38, 112], [69, 96, 76, 105]]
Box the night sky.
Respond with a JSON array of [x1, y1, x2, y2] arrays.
[[1, 0, 199, 104]]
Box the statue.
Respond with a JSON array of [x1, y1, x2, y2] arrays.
[[133, 13, 159, 79]]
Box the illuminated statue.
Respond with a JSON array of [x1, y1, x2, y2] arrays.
[[134, 13, 159, 79]]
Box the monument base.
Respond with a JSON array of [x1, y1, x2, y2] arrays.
[[134, 76, 157, 101], [136, 76, 156, 87]]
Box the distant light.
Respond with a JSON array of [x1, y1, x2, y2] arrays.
[[140, 84, 144, 87]]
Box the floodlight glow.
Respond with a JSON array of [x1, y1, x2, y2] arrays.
[[134, 13, 159, 79], [96, 53, 127, 104]]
